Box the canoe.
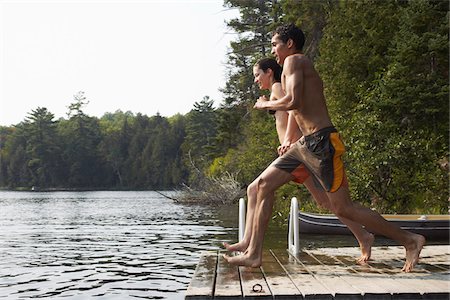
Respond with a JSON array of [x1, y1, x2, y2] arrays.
[[298, 212, 450, 239]]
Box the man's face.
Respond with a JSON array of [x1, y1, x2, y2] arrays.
[[271, 34, 289, 65]]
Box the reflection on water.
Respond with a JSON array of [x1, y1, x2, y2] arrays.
[[0, 191, 238, 299]]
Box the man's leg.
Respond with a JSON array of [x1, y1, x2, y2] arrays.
[[224, 166, 293, 267], [327, 184, 425, 272], [223, 178, 259, 252], [303, 177, 374, 264]]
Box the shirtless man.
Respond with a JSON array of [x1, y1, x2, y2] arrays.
[[223, 58, 374, 264], [224, 24, 425, 272]]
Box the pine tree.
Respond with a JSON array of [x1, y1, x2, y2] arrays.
[[182, 96, 219, 178], [23, 107, 62, 187]]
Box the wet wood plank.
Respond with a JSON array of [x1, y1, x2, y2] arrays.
[[185, 246, 450, 299], [311, 246, 450, 297], [293, 251, 363, 299], [271, 249, 333, 299], [317, 250, 424, 296], [214, 252, 242, 299], [239, 265, 272, 299], [305, 250, 392, 299], [261, 251, 301, 299], [364, 246, 450, 294], [185, 251, 217, 300]]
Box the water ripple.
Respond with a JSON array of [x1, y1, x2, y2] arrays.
[[0, 191, 237, 299]]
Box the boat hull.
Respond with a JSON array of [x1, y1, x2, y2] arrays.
[[298, 212, 450, 239]]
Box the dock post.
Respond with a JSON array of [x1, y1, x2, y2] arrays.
[[288, 197, 300, 255], [238, 198, 246, 242]]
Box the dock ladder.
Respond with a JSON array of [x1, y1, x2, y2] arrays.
[[237, 197, 300, 255]]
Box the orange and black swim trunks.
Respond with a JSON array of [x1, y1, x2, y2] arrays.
[[273, 126, 346, 192]]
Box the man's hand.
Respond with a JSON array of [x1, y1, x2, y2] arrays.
[[253, 95, 269, 110], [278, 140, 292, 156]]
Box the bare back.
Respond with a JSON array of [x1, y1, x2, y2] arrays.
[[282, 54, 332, 136]]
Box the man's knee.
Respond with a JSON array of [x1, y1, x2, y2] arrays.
[[331, 200, 354, 218], [247, 180, 258, 196], [327, 185, 353, 214], [311, 192, 331, 210], [256, 176, 273, 195]]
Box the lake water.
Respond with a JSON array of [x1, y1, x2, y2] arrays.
[[0, 191, 243, 299]]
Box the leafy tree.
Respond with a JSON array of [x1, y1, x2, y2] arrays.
[[281, 0, 337, 60], [98, 110, 134, 187], [0, 126, 13, 186], [209, 1, 279, 186], [2, 124, 31, 188], [209, 109, 278, 184], [125, 113, 150, 188], [347, 0, 449, 213], [215, 1, 280, 163], [317, 0, 448, 213], [141, 114, 171, 188], [221, 0, 274, 103], [8, 144, 30, 187], [0, 100, 188, 190], [167, 114, 188, 186], [317, 0, 401, 131]]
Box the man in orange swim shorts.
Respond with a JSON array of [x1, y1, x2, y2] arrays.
[[224, 23, 425, 272], [274, 126, 347, 193]]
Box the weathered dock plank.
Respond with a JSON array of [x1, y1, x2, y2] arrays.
[[354, 245, 450, 295], [185, 246, 450, 299], [185, 251, 217, 300], [305, 250, 392, 299], [239, 265, 272, 299], [313, 249, 421, 296], [310, 246, 450, 299], [293, 251, 363, 299], [271, 249, 333, 299], [214, 252, 242, 299], [261, 251, 302, 299], [317, 249, 436, 299]]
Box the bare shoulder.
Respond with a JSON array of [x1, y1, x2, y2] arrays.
[[270, 82, 285, 100], [284, 55, 312, 74]]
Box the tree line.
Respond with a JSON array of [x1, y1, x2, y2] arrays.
[[0, 0, 448, 213]]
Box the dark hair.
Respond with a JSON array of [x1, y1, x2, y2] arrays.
[[273, 23, 305, 51], [255, 58, 282, 82]]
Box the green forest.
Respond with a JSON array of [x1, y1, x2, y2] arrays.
[[0, 0, 448, 214]]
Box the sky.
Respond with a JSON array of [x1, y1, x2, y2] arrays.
[[0, 0, 239, 126]]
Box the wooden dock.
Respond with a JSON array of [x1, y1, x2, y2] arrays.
[[185, 245, 450, 299]]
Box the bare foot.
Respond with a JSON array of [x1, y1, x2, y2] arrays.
[[222, 240, 249, 252], [356, 233, 375, 264], [402, 234, 426, 272], [223, 252, 261, 267]]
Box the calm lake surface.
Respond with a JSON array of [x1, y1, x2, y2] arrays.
[[0, 190, 404, 299]]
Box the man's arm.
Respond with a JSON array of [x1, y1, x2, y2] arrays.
[[254, 56, 304, 111], [270, 81, 302, 155], [279, 111, 301, 155]]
